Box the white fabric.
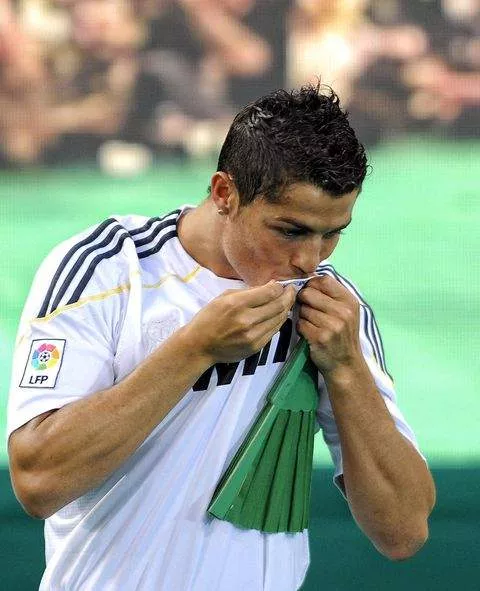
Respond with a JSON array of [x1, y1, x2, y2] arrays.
[[8, 206, 422, 591]]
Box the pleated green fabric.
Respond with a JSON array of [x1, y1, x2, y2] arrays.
[[208, 338, 318, 533]]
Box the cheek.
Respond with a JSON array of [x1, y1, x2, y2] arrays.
[[224, 228, 286, 279], [252, 235, 289, 265], [230, 226, 280, 262], [321, 237, 340, 258]]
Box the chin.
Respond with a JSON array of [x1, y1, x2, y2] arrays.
[[233, 263, 283, 286], [242, 274, 270, 287], [246, 275, 283, 287]]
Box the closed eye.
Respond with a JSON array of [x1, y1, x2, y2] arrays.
[[277, 228, 309, 239], [276, 227, 345, 240], [323, 229, 345, 239]]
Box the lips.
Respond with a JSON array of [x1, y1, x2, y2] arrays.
[[276, 275, 317, 293]]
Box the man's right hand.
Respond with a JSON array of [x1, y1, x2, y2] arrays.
[[185, 281, 297, 365]]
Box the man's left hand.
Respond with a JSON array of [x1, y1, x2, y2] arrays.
[[296, 275, 363, 374]]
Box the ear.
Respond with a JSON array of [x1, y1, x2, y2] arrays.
[[209, 172, 239, 215]]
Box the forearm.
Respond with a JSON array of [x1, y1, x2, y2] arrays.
[[49, 94, 127, 135], [9, 326, 212, 518], [181, 3, 271, 75], [324, 359, 436, 560]]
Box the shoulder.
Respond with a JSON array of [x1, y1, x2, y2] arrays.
[[118, 209, 181, 260], [28, 209, 183, 321], [32, 217, 133, 320]]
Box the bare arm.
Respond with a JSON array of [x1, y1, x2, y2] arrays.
[[9, 327, 212, 519], [47, 57, 138, 135], [324, 360, 435, 560], [178, 0, 271, 76], [9, 282, 295, 519], [297, 276, 435, 560]]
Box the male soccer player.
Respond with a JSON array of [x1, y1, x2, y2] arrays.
[[8, 85, 435, 590]]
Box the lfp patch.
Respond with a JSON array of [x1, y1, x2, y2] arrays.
[[20, 339, 66, 388]]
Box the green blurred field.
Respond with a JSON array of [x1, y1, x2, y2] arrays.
[[1, 138, 479, 465]]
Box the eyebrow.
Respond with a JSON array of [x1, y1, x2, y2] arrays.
[[275, 217, 352, 234]]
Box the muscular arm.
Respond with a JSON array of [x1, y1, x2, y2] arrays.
[[9, 281, 295, 519], [297, 275, 435, 560], [9, 326, 212, 519], [324, 360, 435, 560]]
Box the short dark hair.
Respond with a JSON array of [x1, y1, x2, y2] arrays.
[[216, 83, 368, 205]]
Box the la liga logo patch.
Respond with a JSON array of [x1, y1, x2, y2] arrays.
[[32, 343, 61, 371], [20, 339, 66, 389]]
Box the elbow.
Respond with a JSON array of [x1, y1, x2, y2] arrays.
[[10, 468, 57, 519], [8, 414, 63, 519], [378, 523, 429, 561]]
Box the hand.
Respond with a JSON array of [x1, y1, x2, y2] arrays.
[[186, 281, 297, 365], [296, 275, 363, 374]]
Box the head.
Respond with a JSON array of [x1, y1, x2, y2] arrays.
[[208, 84, 367, 286]]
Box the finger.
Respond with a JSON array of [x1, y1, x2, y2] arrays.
[[306, 274, 348, 300], [298, 305, 341, 332], [247, 285, 296, 324], [296, 317, 320, 344], [234, 280, 286, 308], [240, 288, 294, 331], [249, 308, 291, 349], [297, 286, 344, 316]]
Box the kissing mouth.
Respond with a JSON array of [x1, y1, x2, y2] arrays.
[[276, 275, 317, 289]]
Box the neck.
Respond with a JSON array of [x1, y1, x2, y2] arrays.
[[177, 201, 239, 279]]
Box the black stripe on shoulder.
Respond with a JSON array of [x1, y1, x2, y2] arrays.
[[129, 209, 181, 237], [138, 229, 177, 259], [133, 217, 177, 248], [66, 232, 130, 306], [37, 218, 118, 318], [48, 224, 125, 315]]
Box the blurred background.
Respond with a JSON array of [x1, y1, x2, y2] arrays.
[[0, 0, 479, 589]]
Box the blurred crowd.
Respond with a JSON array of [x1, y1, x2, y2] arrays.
[[0, 0, 479, 170], [290, 0, 480, 145]]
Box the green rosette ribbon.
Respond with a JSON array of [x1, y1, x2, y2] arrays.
[[208, 338, 318, 533]]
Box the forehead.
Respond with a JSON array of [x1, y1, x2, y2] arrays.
[[254, 182, 359, 228]]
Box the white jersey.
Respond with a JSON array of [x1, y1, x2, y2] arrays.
[[7, 206, 421, 591]]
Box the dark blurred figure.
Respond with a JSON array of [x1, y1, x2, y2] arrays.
[[0, 0, 51, 165], [43, 0, 143, 164], [4, 0, 476, 166], [348, 0, 480, 144], [127, 0, 287, 158], [0, 0, 142, 166], [1, 0, 288, 166]]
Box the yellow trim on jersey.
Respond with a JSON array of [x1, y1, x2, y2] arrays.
[[31, 281, 133, 324], [142, 265, 201, 289], [28, 266, 202, 325]]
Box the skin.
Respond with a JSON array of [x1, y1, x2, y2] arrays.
[[178, 173, 356, 286], [9, 172, 435, 562]]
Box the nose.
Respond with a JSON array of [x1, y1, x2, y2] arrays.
[[290, 238, 324, 276]]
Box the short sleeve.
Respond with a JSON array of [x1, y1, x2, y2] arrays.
[[314, 265, 425, 494], [6, 219, 133, 439]]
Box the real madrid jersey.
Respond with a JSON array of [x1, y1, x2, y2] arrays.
[[8, 206, 422, 591]]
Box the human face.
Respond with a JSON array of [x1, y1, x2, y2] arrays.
[[220, 182, 359, 286]]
